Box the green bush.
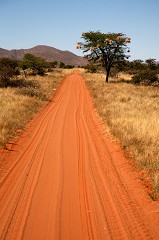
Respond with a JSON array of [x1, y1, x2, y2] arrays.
[[132, 70, 158, 85], [0, 58, 18, 87], [19, 54, 48, 76], [84, 63, 98, 73]]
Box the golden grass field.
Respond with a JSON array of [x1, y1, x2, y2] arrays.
[[0, 69, 71, 149], [83, 71, 159, 200]]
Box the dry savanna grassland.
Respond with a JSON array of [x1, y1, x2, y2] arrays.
[[83, 71, 159, 200], [1, 68, 159, 200], [0, 69, 72, 149]]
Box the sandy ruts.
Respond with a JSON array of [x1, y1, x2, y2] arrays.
[[0, 71, 159, 240]]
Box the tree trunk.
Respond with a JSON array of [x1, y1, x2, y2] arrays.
[[106, 67, 110, 82]]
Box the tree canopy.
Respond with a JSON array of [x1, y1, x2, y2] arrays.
[[77, 31, 131, 82]]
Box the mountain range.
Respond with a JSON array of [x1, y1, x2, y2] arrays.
[[0, 45, 87, 66]]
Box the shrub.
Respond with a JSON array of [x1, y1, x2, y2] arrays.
[[84, 63, 98, 73], [19, 54, 48, 76], [59, 62, 66, 68], [132, 70, 158, 85], [0, 58, 18, 87], [9, 78, 39, 88], [16, 87, 47, 101]]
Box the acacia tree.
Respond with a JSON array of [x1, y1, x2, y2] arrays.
[[76, 31, 131, 82]]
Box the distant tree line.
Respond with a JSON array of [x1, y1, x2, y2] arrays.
[[0, 54, 75, 87], [84, 58, 159, 73], [0, 53, 159, 87], [84, 58, 159, 85]]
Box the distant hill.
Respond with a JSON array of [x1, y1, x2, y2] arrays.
[[0, 45, 87, 67]]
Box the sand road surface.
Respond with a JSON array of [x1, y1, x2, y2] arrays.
[[0, 71, 159, 240]]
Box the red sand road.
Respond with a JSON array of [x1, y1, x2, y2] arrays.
[[0, 71, 159, 240]]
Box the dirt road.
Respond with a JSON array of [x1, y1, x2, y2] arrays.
[[0, 71, 159, 240]]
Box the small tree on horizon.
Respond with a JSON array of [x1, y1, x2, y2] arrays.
[[20, 54, 47, 75], [145, 58, 157, 70], [76, 31, 131, 82]]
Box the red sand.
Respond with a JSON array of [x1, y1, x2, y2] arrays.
[[0, 71, 159, 239]]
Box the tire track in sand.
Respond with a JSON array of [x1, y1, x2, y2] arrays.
[[0, 71, 159, 240]]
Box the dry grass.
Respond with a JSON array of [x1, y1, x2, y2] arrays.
[[0, 69, 71, 148], [84, 71, 159, 200]]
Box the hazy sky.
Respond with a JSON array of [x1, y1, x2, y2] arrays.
[[0, 0, 159, 61]]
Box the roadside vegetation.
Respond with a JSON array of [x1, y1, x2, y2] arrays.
[[84, 70, 159, 200], [80, 32, 159, 199], [0, 56, 72, 148]]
